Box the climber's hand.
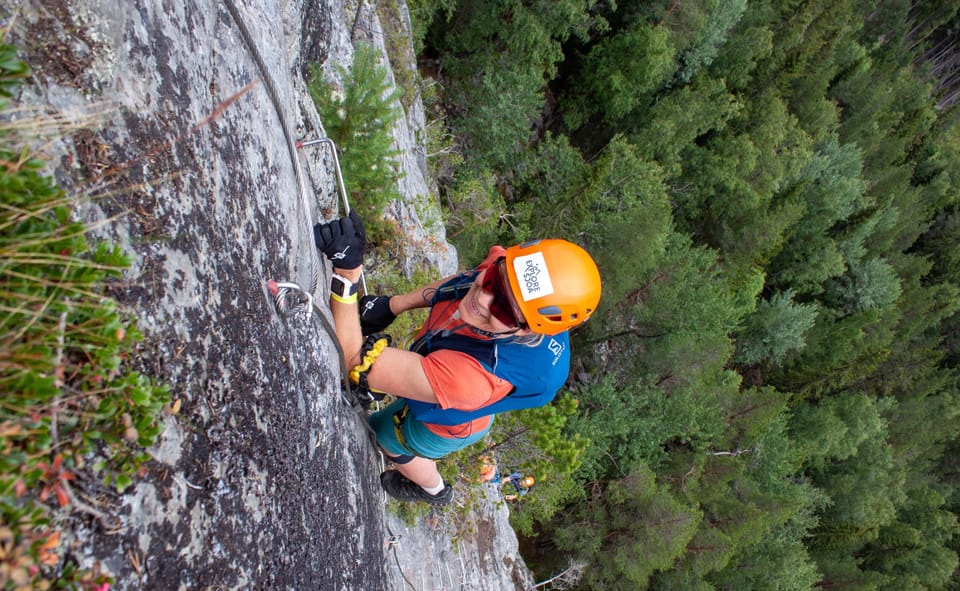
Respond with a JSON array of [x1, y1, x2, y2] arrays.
[[359, 295, 397, 336], [314, 210, 366, 270]]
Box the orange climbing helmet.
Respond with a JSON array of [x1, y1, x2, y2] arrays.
[[520, 476, 536, 488], [501, 239, 602, 335]]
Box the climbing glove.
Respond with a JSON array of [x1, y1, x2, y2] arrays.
[[314, 210, 366, 270], [359, 295, 397, 335]]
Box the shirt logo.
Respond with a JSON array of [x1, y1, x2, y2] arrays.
[[548, 337, 565, 365], [512, 252, 554, 302]]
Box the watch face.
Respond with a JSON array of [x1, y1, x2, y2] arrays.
[[332, 275, 358, 297], [331, 276, 347, 297]]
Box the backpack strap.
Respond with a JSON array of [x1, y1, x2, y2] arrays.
[[431, 271, 478, 304], [409, 330, 497, 367]]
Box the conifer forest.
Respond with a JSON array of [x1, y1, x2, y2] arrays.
[[411, 0, 960, 588]]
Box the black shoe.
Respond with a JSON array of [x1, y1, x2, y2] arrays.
[[380, 471, 454, 505]]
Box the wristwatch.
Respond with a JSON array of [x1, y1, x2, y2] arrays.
[[331, 273, 359, 300]]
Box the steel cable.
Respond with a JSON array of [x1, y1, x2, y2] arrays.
[[221, 3, 416, 589]]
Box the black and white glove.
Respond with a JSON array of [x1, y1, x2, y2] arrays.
[[359, 295, 397, 335], [313, 210, 366, 270]]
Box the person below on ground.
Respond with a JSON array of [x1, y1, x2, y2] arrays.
[[503, 473, 535, 501], [313, 211, 601, 505], [478, 456, 498, 483]]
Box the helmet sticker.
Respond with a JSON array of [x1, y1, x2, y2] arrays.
[[512, 252, 554, 302]]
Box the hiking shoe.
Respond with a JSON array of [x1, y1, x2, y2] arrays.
[[380, 471, 454, 506]]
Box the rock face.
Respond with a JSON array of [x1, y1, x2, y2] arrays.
[[9, 0, 531, 589], [384, 482, 537, 590]]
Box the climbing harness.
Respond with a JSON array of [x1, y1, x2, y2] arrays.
[[389, 405, 427, 458], [222, 3, 416, 589]]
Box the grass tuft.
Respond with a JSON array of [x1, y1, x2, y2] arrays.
[[0, 43, 168, 590]]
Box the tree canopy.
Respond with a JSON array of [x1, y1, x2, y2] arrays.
[[415, 0, 960, 587]]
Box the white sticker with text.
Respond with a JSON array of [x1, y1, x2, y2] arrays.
[[512, 252, 554, 302]]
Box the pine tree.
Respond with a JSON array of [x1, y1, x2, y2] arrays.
[[824, 256, 903, 316], [734, 290, 819, 366], [308, 43, 403, 240], [556, 465, 701, 589]]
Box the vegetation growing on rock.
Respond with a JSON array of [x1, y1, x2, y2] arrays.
[[0, 44, 168, 590]]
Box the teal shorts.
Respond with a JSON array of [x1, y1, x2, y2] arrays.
[[369, 399, 491, 460]]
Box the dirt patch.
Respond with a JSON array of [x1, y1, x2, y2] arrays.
[[15, 0, 99, 88]]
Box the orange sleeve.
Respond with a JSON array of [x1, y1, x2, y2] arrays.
[[420, 349, 514, 411]]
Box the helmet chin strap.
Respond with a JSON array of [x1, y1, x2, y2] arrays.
[[470, 325, 522, 339], [450, 310, 522, 339]]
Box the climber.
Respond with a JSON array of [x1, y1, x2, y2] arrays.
[[313, 211, 601, 505], [503, 473, 536, 501]]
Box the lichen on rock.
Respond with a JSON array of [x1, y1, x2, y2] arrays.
[[8, 0, 531, 589]]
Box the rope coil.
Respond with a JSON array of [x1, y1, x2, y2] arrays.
[[349, 333, 391, 386]]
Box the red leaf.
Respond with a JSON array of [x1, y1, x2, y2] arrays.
[[55, 485, 70, 507], [39, 531, 60, 550], [40, 550, 60, 566]]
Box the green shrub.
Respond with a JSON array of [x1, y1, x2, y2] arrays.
[[308, 43, 404, 243], [0, 44, 167, 589], [488, 394, 587, 536], [440, 169, 517, 263], [0, 46, 29, 102]]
